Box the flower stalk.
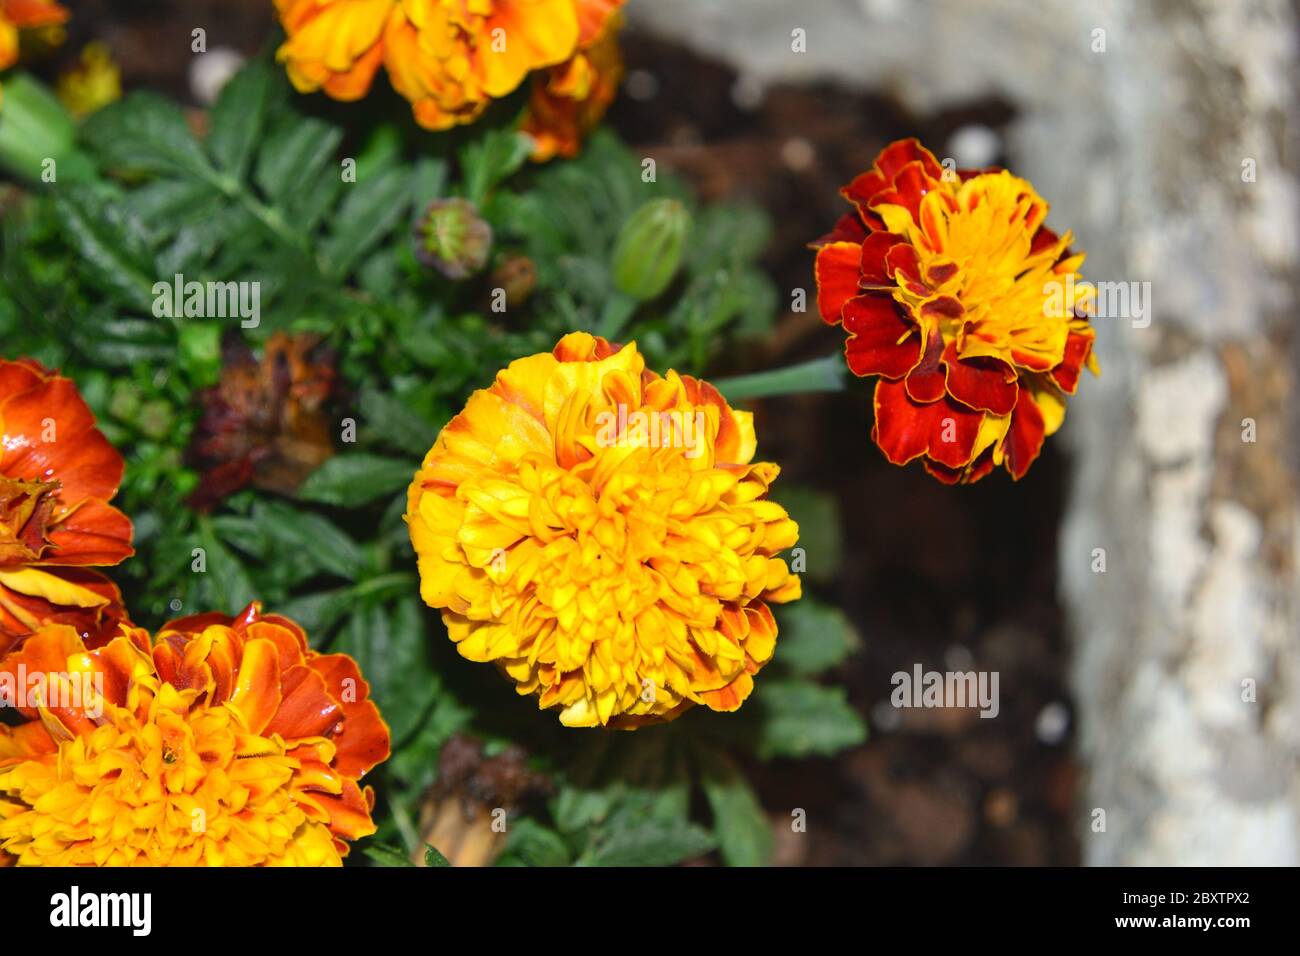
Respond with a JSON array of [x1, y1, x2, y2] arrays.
[[713, 353, 847, 402]]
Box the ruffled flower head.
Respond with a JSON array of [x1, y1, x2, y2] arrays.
[[406, 332, 801, 728], [0, 604, 391, 866], [815, 139, 1098, 482]]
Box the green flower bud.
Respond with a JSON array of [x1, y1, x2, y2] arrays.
[[414, 198, 492, 280], [0, 73, 96, 184], [610, 198, 691, 302]]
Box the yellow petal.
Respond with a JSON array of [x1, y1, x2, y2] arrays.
[[0, 568, 110, 608]]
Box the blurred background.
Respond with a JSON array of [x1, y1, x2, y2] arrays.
[[32, 0, 1300, 865]]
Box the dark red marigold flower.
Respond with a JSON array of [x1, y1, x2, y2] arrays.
[[814, 138, 1099, 483]]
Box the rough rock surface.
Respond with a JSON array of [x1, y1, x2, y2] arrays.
[[629, 0, 1300, 864]]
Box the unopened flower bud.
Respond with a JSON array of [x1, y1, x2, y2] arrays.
[[415, 198, 492, 279], [610, 198, 691, 301]]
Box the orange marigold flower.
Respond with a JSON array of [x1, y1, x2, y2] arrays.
[[0, 359, 133, 656], [814, 139, 1099, 483], [0, 603, 391, 866], [275, 0, 581, 132], [406, 332, 801, 729], [521, 0, 624, 161], [0, 0, 68, 105]]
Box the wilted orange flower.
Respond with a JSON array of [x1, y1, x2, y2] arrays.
[[275, 0, 583, 131], [0, 0, 67, 105], [0, 359, 132, 657], [0, 603, 391, 866], [406, 332, 801, 729], [521, 0, 624, 161], [814, 139, 1098, 483], [187, 333, 337, 512]]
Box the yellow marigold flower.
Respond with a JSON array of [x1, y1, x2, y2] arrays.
[[56, 41, 120, 117], [0, 604, 391, 866], [0, 0, 68, 106], [275, 0, 581, 131], [406, 332, 801, 729], [521, 0, 624, 161]]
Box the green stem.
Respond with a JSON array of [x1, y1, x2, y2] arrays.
[[391, 794, 420, 856], [712, 353, 847, 402], [595, 293, 638, 340]]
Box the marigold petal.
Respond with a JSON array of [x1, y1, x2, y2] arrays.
[[872, 379, 986, 469], [41, 498, 133, 566], [227, 638, 282, 735], [943, 345, 1018, 415], [902, 327, 946, 403], [1001, 386, 1048, 480], [815, 241, 864, 325]]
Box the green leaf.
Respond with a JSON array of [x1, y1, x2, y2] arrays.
[[177, 321, 222, 386], [253, 501, 367, 581], [424, 844, 452, 867], [296, 453, 416, 508], [552, 734, 615, 833], [124, 177, 221, 227], [774, 600, 859, 677], [387, 686, 473, 791], [71, 312, 175, 367], [207, 62, 273, 181], [254, 115, 343, 202], [751, 680, 867, 760], [687, 203, 772, 276], [461, 128, 531, 206], [322, 164, 412, 277], [333, 597, 439, 745], [196, 523, 257, 615], [363, 842, 415, 867], [411, 156, 449, 207], [553, 731, 691, 851], [772, 485, 842, 587], [276, 587, 355, 644], [498, 819, 572, 867], [50, 189, 157, 311], [82, 92, 216, 181], [358, 387, 440, 456], [698, 747, 773, 867], [581, 815, 715, 868]]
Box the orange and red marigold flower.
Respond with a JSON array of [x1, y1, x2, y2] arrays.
[[274, 0, 625, 152], [0, 603, 391, 866], [406, 332, 801, 729], [0, 359, 133, 657], [814, 139, 1099, 483]]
